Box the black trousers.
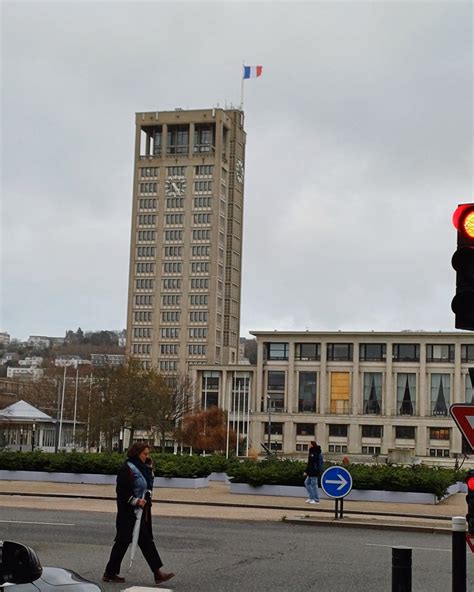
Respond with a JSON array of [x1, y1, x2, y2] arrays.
[[105, 519, 163, 575]]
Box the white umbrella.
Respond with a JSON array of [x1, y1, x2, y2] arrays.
[[128, 503, 144, 571]]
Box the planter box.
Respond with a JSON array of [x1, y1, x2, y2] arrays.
[[154, 476, 209, 489], [209, 472, 230, 483], [0, 470, 209, 489], [229, 482, 455, 505], [0, 470, 116, 485]]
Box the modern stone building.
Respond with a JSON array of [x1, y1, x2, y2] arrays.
[[191, 330, 474, 463], [126, 108, 246, 373]]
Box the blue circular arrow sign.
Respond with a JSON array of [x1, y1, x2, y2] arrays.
[[321, 466, 353, 499]]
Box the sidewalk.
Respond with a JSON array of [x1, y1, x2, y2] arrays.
[[0, 480, 467, 534]]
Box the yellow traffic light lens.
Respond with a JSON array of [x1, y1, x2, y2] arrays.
[[463, 211, 474, 239]]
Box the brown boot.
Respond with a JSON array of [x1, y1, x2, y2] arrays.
[[154, 569, 175, 585], [103, 573, 125, 583]]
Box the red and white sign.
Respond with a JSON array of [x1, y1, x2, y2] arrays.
[[466, 534, 474, 553], [450, 404, 474, 448]]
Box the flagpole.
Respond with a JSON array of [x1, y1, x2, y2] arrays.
[[240, 61, 245, 109]]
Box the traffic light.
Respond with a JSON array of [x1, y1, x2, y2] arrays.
[[451, 203, 474, 330], [466, 469, 474, 534]]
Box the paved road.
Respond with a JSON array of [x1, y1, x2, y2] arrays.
[[1, 507, 473, 591]]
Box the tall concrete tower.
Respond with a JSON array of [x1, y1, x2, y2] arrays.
[[126, 108, 246, 373]]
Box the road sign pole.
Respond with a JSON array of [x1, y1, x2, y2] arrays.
[[391, 546, 412, 592], [452, 516, 466, 592]]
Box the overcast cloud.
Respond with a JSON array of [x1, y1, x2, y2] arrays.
[[1, 1, 472, 340]]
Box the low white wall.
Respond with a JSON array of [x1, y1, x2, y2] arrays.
[[155, 476, 209, 489], [208, 472, 230, 483], [0, 470, 116, 485], [0, 470, 209, 489], [229, 482, 451, 505]]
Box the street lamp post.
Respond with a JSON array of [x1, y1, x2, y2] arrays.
[[266, 395, 272, 453]]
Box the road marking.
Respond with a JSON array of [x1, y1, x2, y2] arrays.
[[0, 519, 75, 526], [366, 543, 449, 552]]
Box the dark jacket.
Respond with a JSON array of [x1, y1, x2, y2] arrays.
[[114, 460, 154, 544], [305, 445, 323, 477]]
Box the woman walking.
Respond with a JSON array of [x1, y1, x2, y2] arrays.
[[103, 443, 174, 585]]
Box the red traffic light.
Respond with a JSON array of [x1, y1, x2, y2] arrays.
[[453, 204, 474, 239], [467, 475, 474, 491]]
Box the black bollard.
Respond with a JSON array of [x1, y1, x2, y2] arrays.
[[452, 516, 466, 592], [392, 546, 412, 592]]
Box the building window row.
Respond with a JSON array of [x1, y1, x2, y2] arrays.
[[162, 311, 180, 323], [265, 342, 474, 362], [166, 197, 184, 209], [162, 278, 181, 290], [264, 370, 473, 415], [191, 261, 209, 273], [140, 167, 159, 178], [160, 344, 179, 355], [167, 166, 186, 177], [164, 230, 183, 241], [190, 294, 208, 306], [138, 214, 156, 226], [136, 262, 155, 274], [160, 327, 180, 339], [137, 230, 156, 242], [160, 360, 177, 372], [191, 245, 210, 257], [192, 229, 211, 241], [188, 344, 207, 356], [133, 327, 151, 339], [195, 165, 214, 177], [164, 246, 182, 257], [163, 261, 182, 273], [194, 196, 212, 209], [138, 198, 157, 210], [139, 182, 157, 194], [135, 294, 153, 306], [165, 214, 184, 225], [162, 294, 181, 306], [194, 180, 213, 193], [137, 246, 155, 258], [136, 278, 154, 290], [189, 328, 208, 339], [134, 311, 152, 322], [190, 278, 209, 290], [132, 343, 151, 355], [193, 213, 211, 224], [189, 311, 208, 323]]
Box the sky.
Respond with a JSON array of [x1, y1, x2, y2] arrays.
[[1, 0, 473, 341]]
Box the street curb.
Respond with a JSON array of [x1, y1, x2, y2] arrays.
[[284, 517, 451, 535], [0, 490, 452, 519]]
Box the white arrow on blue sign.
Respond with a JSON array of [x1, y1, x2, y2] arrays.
[[321, 466, 353, 499]]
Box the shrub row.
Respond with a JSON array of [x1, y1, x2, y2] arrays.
[[227, 459, 460, 499], [0, 452, 461, 497], [0, 451, 236, 479]]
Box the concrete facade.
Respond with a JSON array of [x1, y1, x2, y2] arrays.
[[192, 330, 474, 463], [126, 108, 246, 373]]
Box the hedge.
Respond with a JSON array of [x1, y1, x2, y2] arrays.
[[227, 459, 461, 499], [0, 451, 214, 479]]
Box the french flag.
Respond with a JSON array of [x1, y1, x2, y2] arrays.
[[243, 65, 263, 79]]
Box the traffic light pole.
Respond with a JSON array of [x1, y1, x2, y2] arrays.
[[452, 517, 466, 592]]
